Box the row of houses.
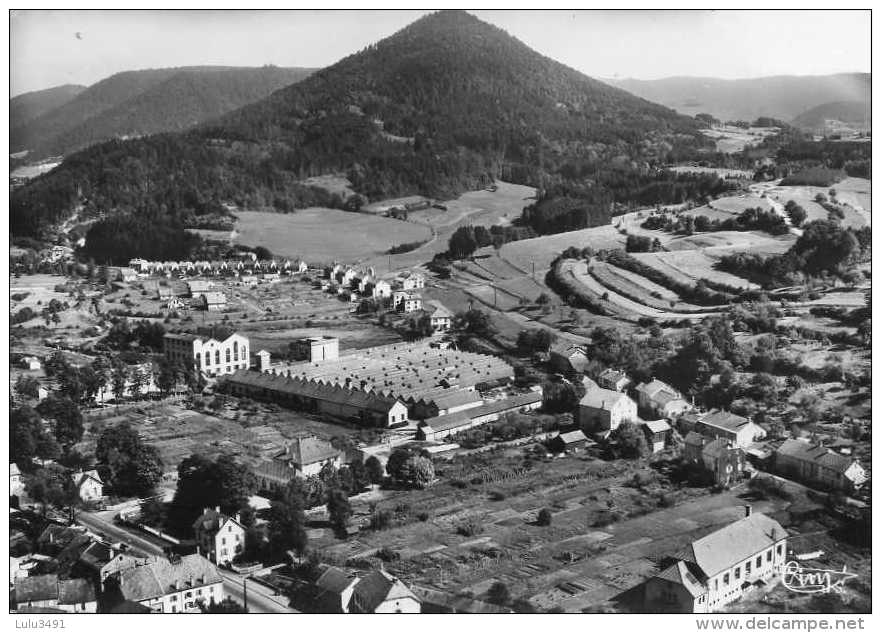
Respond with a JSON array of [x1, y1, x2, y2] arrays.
[[10, 521, 224, 614], [11, 464, 104, 504], [129, 257, 309, 276]]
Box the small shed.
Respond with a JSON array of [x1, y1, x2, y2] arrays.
[[549, 429, 590, 454]]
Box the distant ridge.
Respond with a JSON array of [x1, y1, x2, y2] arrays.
[[606, 73, 870, 124], [10, 65, 316, 159], [10, 84, 86, 130]]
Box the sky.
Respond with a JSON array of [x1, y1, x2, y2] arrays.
[[10, 9, 871, 96]]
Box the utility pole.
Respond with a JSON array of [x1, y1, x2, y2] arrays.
[[532, 261, 535, 280], [243, 575, 248, 612], [493, 285, 497, 308]]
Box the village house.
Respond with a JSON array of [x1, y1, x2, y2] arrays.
[[415, 390, 543, 442], [187, 280, 213, 296], [74, 541, 144, 588], [163, 331, 250, 377], [644, 509, 787, 613], [396, 271, 425, 291], [371, 279, 393, 298], [350, 569, 422, 613], [12, 575, 97, 613], [106, 554, 223, 614], [10, 462, 25, 497], [314, 566, 361, 613], [254, 435, 344, 493], [425, 300, 453, 333], [549, 429, 590, 454], [684, 433, 748, 487], [680, 410, 767, 448], [192, 507, 246, 565], [549, 343, 590, 374], [597, 368, 631, 392], [199, 291, 227, 311], [291, 336, 340, 363], [640, 419, 672, 453], [774, 439, 867, 493], [20, 355, 41, 370], [635, 379, 691, 419], [577, 387, 637, 435], [70, 470, 103, 502], [393, 291, 423, 313]]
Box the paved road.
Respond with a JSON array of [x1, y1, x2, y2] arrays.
[[76, 511, 165, 557], [76, 511, 298, 614], [218, 569, 299, 614]]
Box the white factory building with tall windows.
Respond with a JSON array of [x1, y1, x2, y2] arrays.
[[163, 331, 251, 377]]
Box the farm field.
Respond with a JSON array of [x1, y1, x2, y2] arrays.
[[761, 177, 871, 229], [363, 181, 536, 271], [232, 208, 432, 263], [501, 224, 626, 273], [667, 165, 752, 179], [632, 251, 759, 290], [465, 284, 523, 312], [588, 261, 712, 313], [700, 126, 779, 153], [559, 260, 719, 321]]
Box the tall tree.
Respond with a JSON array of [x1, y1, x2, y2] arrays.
[[267, 480, 308, 560], [95, 423, 163, 497]]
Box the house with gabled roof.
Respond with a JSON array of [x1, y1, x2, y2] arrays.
[[12, 574, 97, 613], [254, 435, 343, 493], [684, 433, 748, 487], [774, 439, 867, 492], [597, 368, 630, 392], [106, 553, 223, 613], [314, 566, 361, 613], [577, 387, 637, 435], [350, 569, 421, 613], [192, 507, 245, 565], [549, 343, 589, 374], [70, 469, 103, 502], [644, 509, 787, 613], [635, 379, 691, 419], [640, 419, 672, 453]]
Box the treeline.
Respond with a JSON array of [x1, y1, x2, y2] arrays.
[[79, 211, 203, 264], [719, 220, 871, 287], [642, 206, 789, 236], [756, 139, 872, 181], [521, 170, 737, 235], [447, 223, 537, 259]]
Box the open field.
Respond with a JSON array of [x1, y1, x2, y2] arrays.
[[700, 126, 779, 153], [360, 181, 537, 272], [632, 251, 759, 290], [667, 230, 795, 254], [500, 225, 626, 273], [683, 194, 773, 221], [9, 274, 71, 312], [232, 208, 431, 263], [761, 177, 870, 229], [300, 173, 356, 199]]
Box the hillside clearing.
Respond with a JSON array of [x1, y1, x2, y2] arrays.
[[501, 224, 626, 273], [632, 251, 759, 291]]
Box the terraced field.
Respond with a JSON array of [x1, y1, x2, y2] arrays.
[[588, 261, 713, 313], [558, 260, 721, 322], [632, 251, 759, 290]]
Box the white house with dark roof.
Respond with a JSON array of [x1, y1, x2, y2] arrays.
[[689, 410, 767, 448], [635, 379, 691, 419], [644, 509, 787, 613], [775, 439, 867, 492], [577, 387, 637, 434], [70, 470, 103, 502], [425, 300, 453, 333], [109, 554, 223, 613], [192, 507, 245, 565]]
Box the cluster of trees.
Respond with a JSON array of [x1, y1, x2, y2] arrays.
[[719, 220, 871, 287], [447, 223, 536, 259], [95, 423, 164, 497], [642, 206, 788, 236], [11, 405, 64, 467], [784, 200, 807, 227], [451, 412, 561, 449], [385, 448, 435, 489], [779, 166, 846, 187], [516, 328, 557, 354], [625, 234, 662, 253], [98, 318, 166, 352]]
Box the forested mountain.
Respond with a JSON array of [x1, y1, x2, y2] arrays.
[[10, 66, 315, 159], [607, 73, 870, 125], [791, 101, 871, 134], [10, 84, 86, 132], [11, 10, 708, 259]]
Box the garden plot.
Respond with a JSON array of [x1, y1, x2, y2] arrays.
[[633, 251, 759, 290]]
